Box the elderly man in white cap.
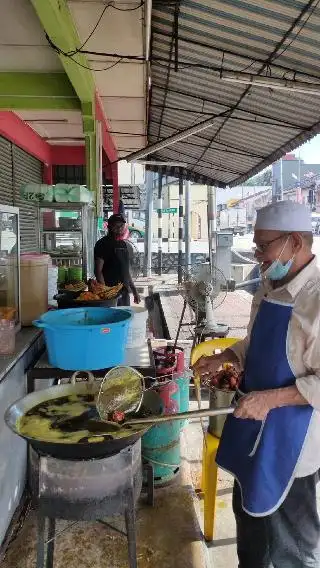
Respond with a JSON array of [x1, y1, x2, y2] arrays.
[[194, 200, 320, 567]]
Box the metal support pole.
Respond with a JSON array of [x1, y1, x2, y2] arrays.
[[157, 173, 163, 275], [178, 173, 184, 283], [168, 183, 171, 253], [185, 180, 191, 273], [143, 171, 153, 277], [207, 185, 217, 274]]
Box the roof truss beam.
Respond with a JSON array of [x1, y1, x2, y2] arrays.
[[0, 72, 80, 111], [148, 120, 265, 159], [151, 29, 320, 82], [150, 103, 301, 130], [151, 85, 308, 130]]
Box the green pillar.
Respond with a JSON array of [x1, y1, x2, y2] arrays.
[[85, 133, 97, 194]]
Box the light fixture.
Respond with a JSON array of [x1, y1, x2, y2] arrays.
[[133, 161, 188, 166], [27, 119, 68, 123], [127, 110, 229, 161], [46, 138, 85, 144], [221, 71, 320, 96]]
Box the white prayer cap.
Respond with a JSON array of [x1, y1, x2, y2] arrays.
[[255, 200, 312, 232]]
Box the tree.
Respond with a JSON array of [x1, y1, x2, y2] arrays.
[[246, 168, 272, 186]]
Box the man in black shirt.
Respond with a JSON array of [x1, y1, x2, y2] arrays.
[[94, 214, 140, 306]]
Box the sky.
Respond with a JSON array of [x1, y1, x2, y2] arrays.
[[296, 134, 320, 164]]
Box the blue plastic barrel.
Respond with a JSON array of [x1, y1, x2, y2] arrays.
[[33, 307, 131, 370], [142, 381, 181, 485]]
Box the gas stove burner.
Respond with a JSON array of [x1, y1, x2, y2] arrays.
[[30, 439, 151, 568]]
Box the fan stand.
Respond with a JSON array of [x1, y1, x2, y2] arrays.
[[173, 297, 229, 352]]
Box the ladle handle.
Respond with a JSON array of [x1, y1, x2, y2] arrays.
[[126, 406, 234, 425]]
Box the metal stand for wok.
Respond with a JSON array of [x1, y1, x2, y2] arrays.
[[29, 441, 154, 568]]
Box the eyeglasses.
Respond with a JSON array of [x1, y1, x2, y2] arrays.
[[253, 234, 289, 253]]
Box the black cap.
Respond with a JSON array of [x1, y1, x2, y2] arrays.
[[108, 213, 126, 226]]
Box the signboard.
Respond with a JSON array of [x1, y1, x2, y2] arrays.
[[159, 207, 177, 214], [103, 185, 141, 210]]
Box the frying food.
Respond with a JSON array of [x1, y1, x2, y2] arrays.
[[17, 393, 141, 444], [110, 410, 126, 423], [203, 364, 242, 391]]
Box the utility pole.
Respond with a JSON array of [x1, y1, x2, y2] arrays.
[[185, 180, 191, 272], [157, 173, 163, 275], [143, 170, 153, 277], [207, 185, 217, 274], [178, 172, 184, 283]]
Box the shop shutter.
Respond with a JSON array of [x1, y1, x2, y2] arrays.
[[12, 145, 42, 253], [0, 136, 13, 205]]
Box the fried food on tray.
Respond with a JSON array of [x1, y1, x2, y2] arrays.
[[77, 291, 100, 301], [78, 279, 123, 301], [203, 364, 242, 391], [64, 281, 87, 292]]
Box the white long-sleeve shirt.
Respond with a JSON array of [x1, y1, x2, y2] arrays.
[[230, 256, 320, 477]]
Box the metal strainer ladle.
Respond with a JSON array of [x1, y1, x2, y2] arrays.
[[96, 366, 145, 420]]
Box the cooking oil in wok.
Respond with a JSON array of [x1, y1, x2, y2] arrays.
[[17, 393, 142, 444]]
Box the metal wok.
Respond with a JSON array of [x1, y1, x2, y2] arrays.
[[4, 375, 163, 460]]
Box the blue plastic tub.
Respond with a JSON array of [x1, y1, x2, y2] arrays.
[[34, 307, 131, 370]]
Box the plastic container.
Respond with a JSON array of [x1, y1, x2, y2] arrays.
[[33, 307, 131, 370], [68, 265, 83, 282], [0, 320, 15, 355], [116, 306, 148, 348], [20, 254, 50, 326], [57, 266, 68, 284]]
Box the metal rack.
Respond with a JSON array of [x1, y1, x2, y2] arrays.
[[38, 203, 96, 280]]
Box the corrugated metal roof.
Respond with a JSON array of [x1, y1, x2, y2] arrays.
[[142, 0, 320, 187]]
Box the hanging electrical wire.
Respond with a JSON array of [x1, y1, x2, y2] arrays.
[[67, 1, 145, 57], [270, 0, 320, 63], [44, 0, 320, 82], [69, 55, 124, 72]]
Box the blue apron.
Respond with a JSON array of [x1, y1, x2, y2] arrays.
[[216, 298, 313, 517]]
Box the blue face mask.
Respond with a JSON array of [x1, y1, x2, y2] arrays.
[[262, 236, 294, 281], [264, 258, 293, 281]]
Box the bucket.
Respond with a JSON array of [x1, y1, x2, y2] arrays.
[[33, 307, 131, 370], [116, 306, 148, 348], [209, 389, 235, 438]]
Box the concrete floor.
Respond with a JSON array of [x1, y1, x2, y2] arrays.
[[2, 434, 207, 568], [2, 287, 251, 568]]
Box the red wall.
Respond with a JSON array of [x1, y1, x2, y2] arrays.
[[0, 109, 119, 211]]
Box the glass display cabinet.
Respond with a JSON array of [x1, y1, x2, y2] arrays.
[[38, 203, 95, 281], [0, 205, 20, 328]]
